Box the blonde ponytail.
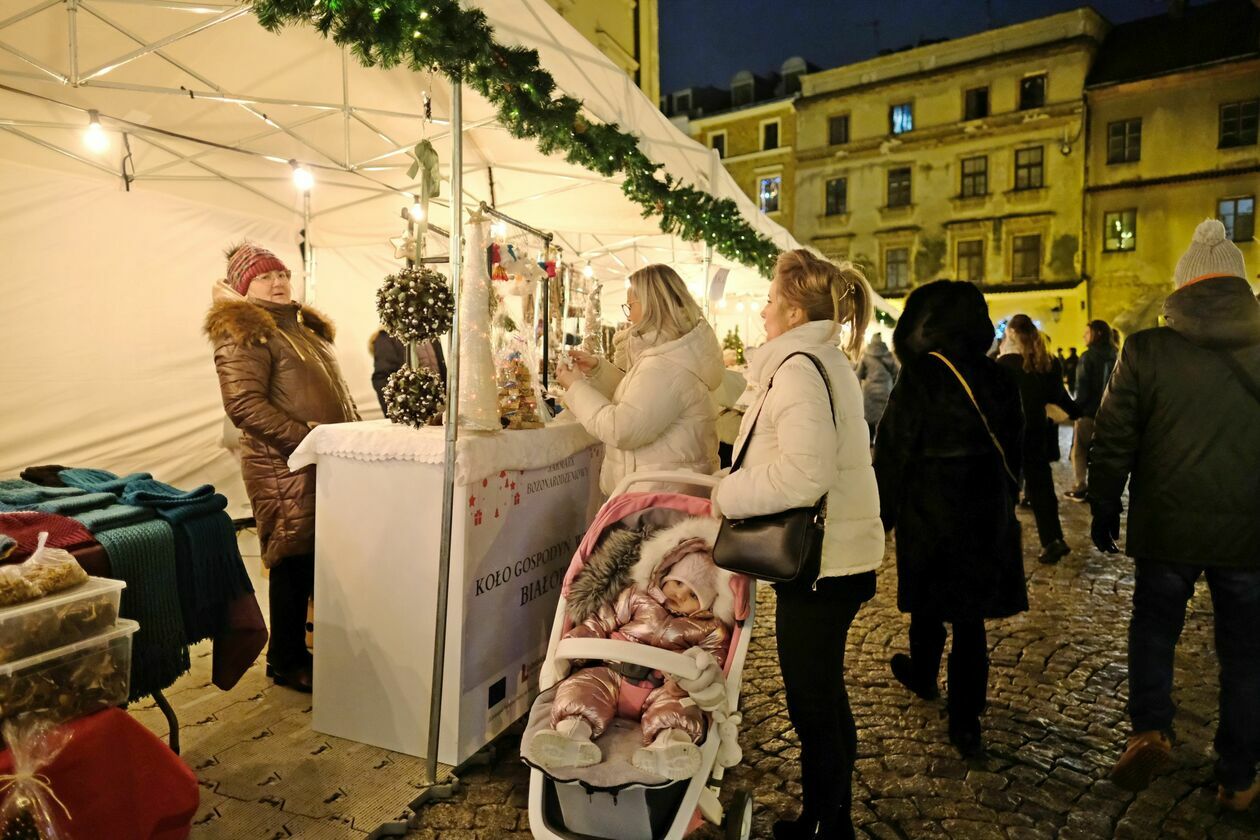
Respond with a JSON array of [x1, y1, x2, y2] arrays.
[[775, 249, 873, 358]]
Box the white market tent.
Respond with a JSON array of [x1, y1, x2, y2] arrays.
[[0, 0, 893, 511]]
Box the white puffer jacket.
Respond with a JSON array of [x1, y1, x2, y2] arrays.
[[713, 320, 884, 579], [564, 321, 725, 494]]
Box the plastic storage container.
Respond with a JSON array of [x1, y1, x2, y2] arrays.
[[0, 577, 126, 665], [0, 619, 137, 723]]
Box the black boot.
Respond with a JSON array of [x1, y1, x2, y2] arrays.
[[1038, 539, 1070, 564], [774, 817, 819, 840], [948, 718, 983, 758], [890, 653, 940, 700]]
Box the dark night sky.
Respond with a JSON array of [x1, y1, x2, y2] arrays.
[[659, 0, 1178, 93]]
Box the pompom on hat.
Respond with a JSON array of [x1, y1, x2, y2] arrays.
[[1173, 219, 1247, 289], [226, 242, 289, 295]]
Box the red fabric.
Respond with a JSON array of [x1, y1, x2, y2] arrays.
[[0, 709, 198, 840], [0, 512, 95, 563]]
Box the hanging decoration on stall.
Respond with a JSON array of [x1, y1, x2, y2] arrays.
[[252, 0, 783, 277], [581, 280, 604, 356], [376, 266, 455, 343], [459, 214, 504, 431], [406, 138, 440, 240], [382, 366, 446, 427], [497, 352, 545, 430]]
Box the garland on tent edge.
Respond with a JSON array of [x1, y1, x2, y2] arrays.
[[251, 0, 781, 277]]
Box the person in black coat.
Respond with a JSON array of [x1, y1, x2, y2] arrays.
[[874, 281, 1027, 757], [1064, 321, 1117, 501], [1090, 220, 1260, 806], [997, 314, 1078, 564]]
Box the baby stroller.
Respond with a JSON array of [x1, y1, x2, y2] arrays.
[[524, 471, 756, 840]]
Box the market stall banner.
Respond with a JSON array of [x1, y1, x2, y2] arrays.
[[459, 448, 601, 739]]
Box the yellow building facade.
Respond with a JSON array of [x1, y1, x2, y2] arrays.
[[1083, 5, 1259, 335], [792, 10, 1108, 351], [690, 98, 798, 235], [545, 0, 660, 106]]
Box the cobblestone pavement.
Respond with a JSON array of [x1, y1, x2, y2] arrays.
[[409, 450, 1260, 839]]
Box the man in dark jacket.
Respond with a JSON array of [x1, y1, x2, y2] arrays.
[[1089, 220, 1260, 809], [1064, 321, 1117, 501]]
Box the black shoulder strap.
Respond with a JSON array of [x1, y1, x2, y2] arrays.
[[1215, 348, 1260, 409], [730, 352, 835, 474]]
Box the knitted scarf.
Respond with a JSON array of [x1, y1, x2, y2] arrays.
[[0, 511, 95, 562], [61, 469, 254, 643]]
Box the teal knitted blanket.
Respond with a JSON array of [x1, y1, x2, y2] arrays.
[[91, 519, 190, 700]]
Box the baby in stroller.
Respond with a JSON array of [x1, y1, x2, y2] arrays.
[[525, 518, 735, 781]]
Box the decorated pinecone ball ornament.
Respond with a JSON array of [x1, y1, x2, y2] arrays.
[[383, 367, 447, 428], [376, 266, 455, 343]]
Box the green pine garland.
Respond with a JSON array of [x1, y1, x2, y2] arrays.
[[251, 0, 782, 276]]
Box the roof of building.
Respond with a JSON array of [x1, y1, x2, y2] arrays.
[[1086, 0, 1260, 87]]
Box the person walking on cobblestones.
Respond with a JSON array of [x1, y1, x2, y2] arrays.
[[873, 281, 1026, 758], [1063, 320, 1117, 502], [714, 250, 884, 840], [997, 314, 1079, 564], [1090, 219, 1260, 810]]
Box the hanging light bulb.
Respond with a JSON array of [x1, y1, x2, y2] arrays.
[[290, 159, 314, 192], [490, 220, 508, 239], [736, 301, 746, 312], [717, 298, 728, 310], [582, 262, 594, 279], [83, 110, 108, 153], [408, 195, 426, 222]]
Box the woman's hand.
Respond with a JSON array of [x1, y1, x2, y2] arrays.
[[554, 363, 583, 389], [567, 349, 599, 373]]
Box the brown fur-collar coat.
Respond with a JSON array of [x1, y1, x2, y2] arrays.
[[206, 286, 359, 567]]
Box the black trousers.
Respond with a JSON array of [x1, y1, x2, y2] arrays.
[[268, 553, 314, 669], [1022, 456, 1063, 547], [908, 613, 988, 726], [775, 572, 875, 830]]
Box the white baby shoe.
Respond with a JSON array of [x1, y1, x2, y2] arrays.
[[527, 717, 602, 769], [632, 728, 702, 780]]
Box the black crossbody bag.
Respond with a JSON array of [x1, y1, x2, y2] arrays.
[[712, 352, 835, 586]]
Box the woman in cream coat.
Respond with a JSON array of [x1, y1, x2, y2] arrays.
[[713, 249, 884, 840], [556, 264, 725, 495]]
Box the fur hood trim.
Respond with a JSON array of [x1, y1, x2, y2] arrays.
[[629, 518, 735, 626], [566, 526, 646, 624], [205, 280, 336, 345]]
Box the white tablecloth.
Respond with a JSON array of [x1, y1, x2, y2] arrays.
[[288, 418, 597, 483]]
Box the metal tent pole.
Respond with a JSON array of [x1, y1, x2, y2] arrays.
[[303, 190, 315, 303], [426, 80, 462, 785]]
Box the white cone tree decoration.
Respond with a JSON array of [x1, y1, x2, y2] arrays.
[[458, 216, 502, 431]]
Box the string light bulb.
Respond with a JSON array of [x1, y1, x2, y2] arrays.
[[84, 110, 108, 153], [290, 160, 314, 192], [490, 220, 508, 239], [582, 262, 594, 279], [717, 298, 728, 310], [408, 196, 426, 222]]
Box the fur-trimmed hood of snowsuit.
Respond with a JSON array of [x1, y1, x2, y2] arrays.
[[567, 518, 734, 627], [205, 280, 358, 567]]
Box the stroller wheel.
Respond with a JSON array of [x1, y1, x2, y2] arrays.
[[724, 790, 753, 840]]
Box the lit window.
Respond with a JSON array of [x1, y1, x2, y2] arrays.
[[828, 114, 850, 145], [957, 239, 984, 282], [885, 248, 910, 290], [1220, 99, 1259, 148], [964, 87, 989, 121], [711, 134, 726, 158], [887, 167, 911, 207], [1103, 209, 1137, 252], [1012, 234, 1042, 281], [1019, 74, 1046, 110], [759, 176, 781, 213], [961, 156, 988, 197], [762, 121, 779, 151], [825, 178, 847, 216], [1107, 119, 1141, 164], [890, 102, 913, 135], [1014, 146, 1044, 190], [1218, 196, 1255, 242]]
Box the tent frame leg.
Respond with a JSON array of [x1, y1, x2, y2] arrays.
[[152, 689, 180, 754]]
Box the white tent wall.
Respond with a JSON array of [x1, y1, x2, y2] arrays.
[[0, 161, 397, 512]]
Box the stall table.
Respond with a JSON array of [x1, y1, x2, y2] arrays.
[[289, 420, 602, 766]]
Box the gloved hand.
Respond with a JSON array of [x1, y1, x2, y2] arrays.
[[675, 648, 727, 711], [1089, 499, 1122, 554]]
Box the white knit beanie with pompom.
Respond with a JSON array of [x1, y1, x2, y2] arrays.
[[1173, 219, 1247, 288]]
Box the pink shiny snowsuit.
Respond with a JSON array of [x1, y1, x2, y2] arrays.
[[550, 585, 730, 746]]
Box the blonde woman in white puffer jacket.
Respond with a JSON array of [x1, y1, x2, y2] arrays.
[[712, 249, 883, 840], [556, 264, 725, 495]]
